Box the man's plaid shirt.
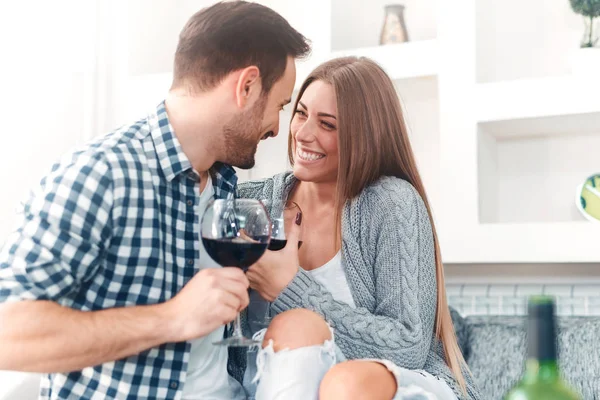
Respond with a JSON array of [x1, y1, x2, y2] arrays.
[[0, 102, 238, 399]]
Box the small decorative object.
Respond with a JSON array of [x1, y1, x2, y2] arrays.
[[380, 4, 409, 45], [568, 0, 600, 74], [576, 174, 600, 222], [570, 0, 600, 48]]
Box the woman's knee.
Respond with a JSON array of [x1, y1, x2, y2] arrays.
[[319, 361, 398, 400], [262, 308, 331, 351]]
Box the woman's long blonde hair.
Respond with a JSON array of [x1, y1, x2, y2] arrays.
[[288, 57, 469, 392]]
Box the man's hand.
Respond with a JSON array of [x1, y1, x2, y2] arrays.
[[167, 267, 250, 341], [246, 211, 302, 302]]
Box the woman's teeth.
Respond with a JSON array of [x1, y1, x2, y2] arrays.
[[298, 149, 325, 161]]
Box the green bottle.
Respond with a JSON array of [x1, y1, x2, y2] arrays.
[[505, 296, 582, 400]]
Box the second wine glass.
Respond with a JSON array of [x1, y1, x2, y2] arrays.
[[262, 200, 303, 251], [248, 200, 302, 331]]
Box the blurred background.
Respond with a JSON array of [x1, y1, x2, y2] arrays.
[[0, 0, 599, 398]]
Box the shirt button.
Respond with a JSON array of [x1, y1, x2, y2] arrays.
[[186, 200, 193, 206], [170, 381, 179, 389], [187, 259, 194, 266]]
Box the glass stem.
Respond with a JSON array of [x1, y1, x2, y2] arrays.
[[231, 313, 243, 338]]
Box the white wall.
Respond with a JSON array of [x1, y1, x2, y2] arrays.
[[0, 1, 99, 245], [476, 0, 582, 83], [494, 132, 598, 223], [126, 0, 218, 77], [396, 78, 441, 213], [0, 372, 39, 400]]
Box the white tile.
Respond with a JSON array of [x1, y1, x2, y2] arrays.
[[543, 285, 574, 297], [502, 296, 526, 310], [586, 297, 600, 315], [475, 296, 499, 307], [461, 284, 489, 296], [446, 285, 463, 296], [572, 304, 588, 316], [499, 296, 524, 316], [500, 302, 519, 315], [587, 297, 600, 307], [573, 285, 600, 297], [489, 284, 517, 296], [557, 305, 574, 316], [588, 305, 600, 316], [514, 304, 527, 315], [454, 305, 472, 316], [470, 296, 502, 315], [516, 284, 544, 297], [473, 303, 489, 315], [560, 297, 584, 308], [448, 297, 472, 314]]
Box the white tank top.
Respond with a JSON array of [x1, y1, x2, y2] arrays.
[[305, 252, 356, 308], [182, 175, 245, 399]]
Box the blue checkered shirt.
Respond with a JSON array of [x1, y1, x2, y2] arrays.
[[0, 102, 238, 399]]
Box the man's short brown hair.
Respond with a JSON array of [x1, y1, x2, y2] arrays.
[[172, 1, 311, 93]]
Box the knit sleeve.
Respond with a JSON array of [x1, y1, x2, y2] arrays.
[[236, 178, 272, 200], [272, 177, 438, 369]]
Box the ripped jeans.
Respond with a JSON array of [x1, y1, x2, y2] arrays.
[[242, 328, 458, 400]]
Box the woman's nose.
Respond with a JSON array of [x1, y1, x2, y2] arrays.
[[294, 120, 315, 142]]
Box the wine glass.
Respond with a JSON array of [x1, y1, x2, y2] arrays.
[[201, 198, 272, 347], [247, 200, 303, 331], [262, 200, 303, 251]]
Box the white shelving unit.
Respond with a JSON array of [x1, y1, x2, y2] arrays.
[[475, 76, 600, 124], [119, 0, 600, 264], [438, 0, 600, 264], [256, 0, 443, 211]]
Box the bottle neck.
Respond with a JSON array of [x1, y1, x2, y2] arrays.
[[523, 359, 560, 383], [526, 303, 557, 363]]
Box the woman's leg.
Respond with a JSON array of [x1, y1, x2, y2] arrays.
[[262, 308, 331, 351], [321, 360, 455, 400], [319, 360, 398, 400], [254, 308, 336, 400]]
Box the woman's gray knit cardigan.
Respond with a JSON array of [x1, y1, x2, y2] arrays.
[[228, 172, 481, 400]]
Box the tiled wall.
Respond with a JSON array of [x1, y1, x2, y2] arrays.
[[447, 283, 600, 316]]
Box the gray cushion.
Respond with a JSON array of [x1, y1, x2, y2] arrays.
[[450, 307, 469, 357], [558, 318, 600, 397], [464, 315, 600, 400]]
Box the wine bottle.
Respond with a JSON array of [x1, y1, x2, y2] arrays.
[[505, 296, 582, 400]]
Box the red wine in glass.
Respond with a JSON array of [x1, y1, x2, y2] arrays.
[[260, 200, 303, 251], [247, 199, 303, 330], [200, 199, 271, 347], [202, 237, 269, 271], [267, 239, 303, 251]]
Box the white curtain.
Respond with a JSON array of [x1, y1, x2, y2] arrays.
[[0, 0, 129, 247], [0, 1, 128, 397]]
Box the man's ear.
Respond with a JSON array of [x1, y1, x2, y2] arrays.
[[235, 66, 261, 109]]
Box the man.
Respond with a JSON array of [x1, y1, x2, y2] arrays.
[[0, 2, 310, 399]]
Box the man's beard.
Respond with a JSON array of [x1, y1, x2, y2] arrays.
[[222, 95, 268, 170]]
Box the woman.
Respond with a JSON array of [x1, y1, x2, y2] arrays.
[[235, 57, 481, 400]]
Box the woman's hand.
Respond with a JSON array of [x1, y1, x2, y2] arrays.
[[246, 212, 302, 302]]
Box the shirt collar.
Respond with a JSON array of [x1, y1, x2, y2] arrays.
[[148, 102, 238, 193], [148, 101, 193, 182], [211, 162, 238, 198]]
